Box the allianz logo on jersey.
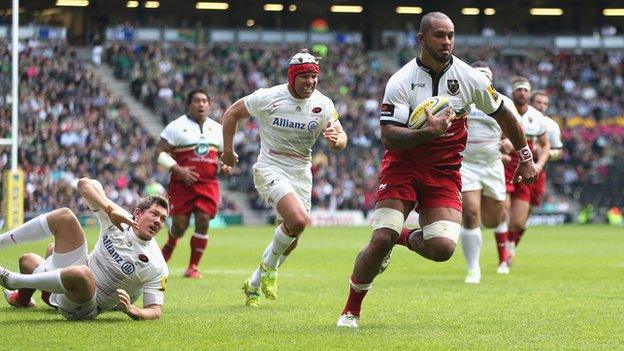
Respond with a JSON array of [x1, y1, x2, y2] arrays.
[[272, 117, 318, 132], [102, 235, 135, 275]]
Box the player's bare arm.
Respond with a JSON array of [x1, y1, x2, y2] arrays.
[[380, 107, 451, 150], [116, 289, 163, 320], [323, 120, 348, 151], [492, 105, 539, 184], [534, 133, 551, 173], [155, 138, 199, 185], [77, 177, 138, 231], [221, 98, 252, 167]]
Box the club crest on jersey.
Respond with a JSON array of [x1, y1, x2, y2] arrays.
[[312, 107, 322, 113], [195, 142, 209, 155], [447, 79, 460, 95]]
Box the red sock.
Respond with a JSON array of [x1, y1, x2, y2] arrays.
[[14, 288, 35, 306], [341, 276, 370, 317], [189, 233, 209, 268], [396, 228, 412, 247], [512, 229, 526, 247], [494, 232, 509, 264], [508, 231, 518, 246], [161, 234, 179, 262], [41, 291, 54, 308]]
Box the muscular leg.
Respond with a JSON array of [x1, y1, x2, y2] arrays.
[[0, 208, 85, 253], [186, 209, 212, 277], [509, 198, 530, 248], [494, 195, 511, 268], [481, 196, 506, 229], [161, 213, 191, 262], [403, 207, 461, 262], [263, 193, 309, 269]]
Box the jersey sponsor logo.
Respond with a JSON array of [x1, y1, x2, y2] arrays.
[[312, 107, 322, 113], [447, 79, 460, 95], [378, 183, 388, 191], [102, 235, 135, 275], [411, 82, 425, 90], [160, 276, 167, 291], [272, 117, 307, 130], [195, 142, 209, 155], [486, 84, 499, 102], [121, 262, 135, 275], [380, 104, 395, 117], [307, 120, 319, 132]]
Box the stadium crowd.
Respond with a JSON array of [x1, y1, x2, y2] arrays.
[[1, 40, 622, 221], [0, 40, 240, 219]]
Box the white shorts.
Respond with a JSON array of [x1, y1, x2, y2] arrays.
[[45, 241, 99, 321], [461, 159, 506, 201], [253, 163, 312, 220]]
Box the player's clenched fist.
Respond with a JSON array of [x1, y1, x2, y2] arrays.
[[221, 149, 239, 167]]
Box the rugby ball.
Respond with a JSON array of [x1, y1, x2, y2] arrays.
[[408, 96, 451, 129]]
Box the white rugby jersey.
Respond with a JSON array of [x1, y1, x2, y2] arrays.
[[463, 95, 520, 163], [160, 114, 223, 151], [88, 210, 169, 312], [244, 84, 339, 168], [380, 56, 503, 127], [519, 105, 548, 139], [543, 115, 563, 149]]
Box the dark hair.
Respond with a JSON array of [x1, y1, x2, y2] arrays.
[[186, 89, 210, 106], [136, 196, 169, 214], [530, 90, 549, 103]]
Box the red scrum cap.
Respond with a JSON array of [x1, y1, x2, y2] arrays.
[[287, 50, 320, 90]]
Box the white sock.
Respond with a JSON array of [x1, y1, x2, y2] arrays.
[[460, 227, 482, 271], [6, 269, 67, 294], [250, 250, 289, 289], [250, 244, 272, 288], [0, 214, 53, 249], [262, 225, 296, 269], [495, 221, 508, 234]]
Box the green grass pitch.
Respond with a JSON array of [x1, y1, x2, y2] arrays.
[[1, 224, 623, 350]]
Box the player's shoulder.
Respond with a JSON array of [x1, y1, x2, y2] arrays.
[[543, 115, 561, 130], [526, 105, 546, 119], [389, 58, 417, 84], [254, 84, 287, 98], [311, 89, 334, 106], [164, 114, 190, 128], [204, 116, 222, 129], [451, 56, 489, 86]]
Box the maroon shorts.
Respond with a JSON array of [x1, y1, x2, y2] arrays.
[[376, 160, 463, 212], [528, 171, 547, 206], [168, 180, 220, 217], [511, 171, 545, 206]]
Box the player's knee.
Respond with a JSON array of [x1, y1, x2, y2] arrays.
[[62, 265, 94, 289], [369, 230, 395, 254], [429, 239, 456, 262], [18, 253, 42, 274], [482, 213, 502, 228], [285, 213, 309, 235], [422, 220, 460, 261], [462, 208, 480, 228]]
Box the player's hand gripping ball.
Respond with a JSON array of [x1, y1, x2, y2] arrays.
[[408, 96, 452, 129]]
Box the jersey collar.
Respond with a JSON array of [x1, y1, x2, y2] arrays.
[[416, 56, 454, 79]]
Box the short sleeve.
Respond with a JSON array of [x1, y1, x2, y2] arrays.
[[380, 76, 410, 126], [243, 89, 266, 117], [160, 121, 177, 145], [142, 268, 168, 307], [471, 73, 503, 116]]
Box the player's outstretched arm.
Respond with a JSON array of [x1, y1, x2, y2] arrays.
[[492, 104, 539, 184], [77, 177, 138, 230], [221, 98, 252, 167], [116, 289, 163, 320]]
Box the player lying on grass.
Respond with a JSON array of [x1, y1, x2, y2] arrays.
[[0, 177, 169, 320]]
